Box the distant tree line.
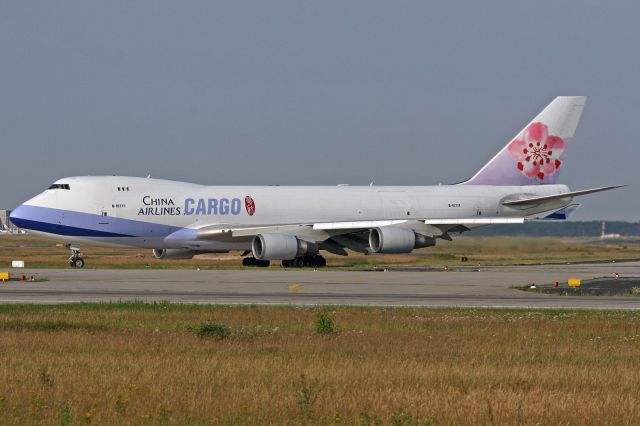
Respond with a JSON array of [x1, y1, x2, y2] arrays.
[[470, 221, 640, 237]]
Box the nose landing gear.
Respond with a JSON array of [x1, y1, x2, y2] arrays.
[[67, 246, 85, 268]]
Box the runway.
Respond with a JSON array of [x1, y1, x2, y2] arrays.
[[1, 261, 640, 309]]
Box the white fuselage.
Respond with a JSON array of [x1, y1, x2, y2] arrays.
[[10, 176, 570, 251]]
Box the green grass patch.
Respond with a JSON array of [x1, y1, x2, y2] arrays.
[[315, 310, 338, 335], [192, 321, 231, 340], [0, 320, 109, 332]]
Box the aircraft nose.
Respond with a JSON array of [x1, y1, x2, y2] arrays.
[[9, 205, 29, 229]]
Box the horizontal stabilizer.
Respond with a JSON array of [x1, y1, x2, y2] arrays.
[[533, 204, 581, 220], [502, 185, 625, 207]]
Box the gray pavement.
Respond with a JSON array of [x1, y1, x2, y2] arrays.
[[1, 262, 639, 309]]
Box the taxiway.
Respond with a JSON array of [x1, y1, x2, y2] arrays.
[[1, 262, 639, 309]]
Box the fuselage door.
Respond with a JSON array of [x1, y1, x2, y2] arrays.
[[98, 208, 110, 225]]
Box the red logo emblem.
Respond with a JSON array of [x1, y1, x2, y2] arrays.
[[245, 196, 256, 216]]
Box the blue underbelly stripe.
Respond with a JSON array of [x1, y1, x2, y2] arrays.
[[10, 205, 182, 238], [10, 218, 134, 237]]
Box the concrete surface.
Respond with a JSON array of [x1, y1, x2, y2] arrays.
[[1, 262, 639, 309]]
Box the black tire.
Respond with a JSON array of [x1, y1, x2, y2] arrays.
[[304, 254, 326, 268], [281, 259, 291, 268], [294, 258, 305, 268], [243, 257, 270, 267], [69, 260, 77, 268], [74, 257, 85, 268]]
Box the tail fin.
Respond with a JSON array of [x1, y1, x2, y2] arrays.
[[463, 96, 586, 185]]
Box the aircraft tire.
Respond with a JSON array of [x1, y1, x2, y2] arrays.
[[243, 257, 270, 267], [304, 254, 326, 268], [73, 257, 85, 268], [282, 256, 326, 268]]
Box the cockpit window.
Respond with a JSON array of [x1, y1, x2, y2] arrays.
[[48, 184, 70, 190]]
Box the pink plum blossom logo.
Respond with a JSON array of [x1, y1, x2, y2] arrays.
[[507, 122, 565, 181], [245, 196, 256, 216]]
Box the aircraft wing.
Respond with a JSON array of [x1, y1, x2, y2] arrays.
[[196, 221, 407, 241], [192, 210, 587, 256], [195, 218, 523, 246], [313, 220, 410, 230], [198, 224, 307, 239], [501, 185, 625, 207], [423, 218, 524, 224]]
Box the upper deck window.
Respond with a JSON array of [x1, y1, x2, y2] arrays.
[[48, 184, 70, 190]]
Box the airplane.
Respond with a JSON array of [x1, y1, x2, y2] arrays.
[[9, 96, 623, 268]]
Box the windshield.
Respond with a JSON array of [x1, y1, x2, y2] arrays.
[[48, 184, 70, 190]]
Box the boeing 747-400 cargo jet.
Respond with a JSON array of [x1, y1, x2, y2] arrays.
[[10, 96, 623, 268]]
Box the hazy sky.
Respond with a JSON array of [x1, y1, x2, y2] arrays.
[[1, 1, 638, 220]]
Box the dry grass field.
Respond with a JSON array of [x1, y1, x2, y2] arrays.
[[1, 234, 640, 269], [0, 304, 639, 425]]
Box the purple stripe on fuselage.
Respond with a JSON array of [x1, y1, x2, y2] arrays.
[[11, 205, 184, 238]]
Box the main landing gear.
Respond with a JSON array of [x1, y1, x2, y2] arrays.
[[282, 254, 326, 268], [67, 246, 85, 268], [242, 257, 271, 267], [242, 253, 327, 268]]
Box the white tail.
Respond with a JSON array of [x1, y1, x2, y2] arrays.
[[463, 96, 586, 185]]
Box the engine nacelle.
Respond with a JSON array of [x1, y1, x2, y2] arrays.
[[369, 227, 436, 254], [152, 249, 197, 260], [252, 233, 317, 260]]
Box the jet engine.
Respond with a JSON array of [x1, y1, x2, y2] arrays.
[[152, 249, 197, 259], [252, 233, 317, 260], [369, 227, 435, 254]]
